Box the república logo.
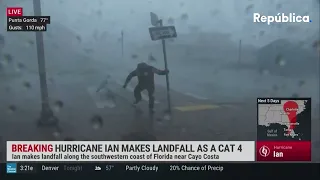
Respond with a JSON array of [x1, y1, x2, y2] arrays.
[[253, 13, 312, 25]]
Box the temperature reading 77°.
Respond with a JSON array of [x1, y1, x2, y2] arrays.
[[40, 17, 49, 23]]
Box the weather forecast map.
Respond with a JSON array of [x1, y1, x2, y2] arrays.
[[257, 98, 311, 141]]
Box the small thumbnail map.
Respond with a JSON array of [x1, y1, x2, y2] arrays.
[[257, 98, 311, 141]]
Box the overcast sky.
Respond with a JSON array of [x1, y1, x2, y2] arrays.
[[2, 0, 319, 46]]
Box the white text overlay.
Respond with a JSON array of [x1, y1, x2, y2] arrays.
[[7, 141, 255, 162]]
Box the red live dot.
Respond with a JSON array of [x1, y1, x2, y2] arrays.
[[6, 7, 23, 17], [283, 101, 299, 133]]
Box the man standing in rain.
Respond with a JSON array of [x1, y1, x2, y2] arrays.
[[123, 62, 169, 113]]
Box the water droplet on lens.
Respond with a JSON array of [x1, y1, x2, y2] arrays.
[[53, 100, 64, 112], [163, 112, 172, 121], [25, 40, 34, 47], [52, 132, 60, 138], [167, 17, 174, 24], [210, 9, 219, 16], [99, 89, 116, 108], [278, 60, 286, 66], [84, 48, 93, 54], [272, 85, 279, 91], [298, 80, 305, 87], [48, 116, 58, 123], [245, 4, 254, 14], [148, 53, 156, 62], [275, 54, 286, 66], [23, 81, 31, 89], [180, 13, 189, 20], [96, 10, 102, 17], [4, 87, 11, 93], [28, 40, 34, 45], [8, 105, 17, 113], [259, 68, 269, 75], [76, 35, 81, 42], [52, 127, 62, 139], [17, 62, 26, 71], [131, 54, 138, 59], [48, 77, 55, 84], [180, 127, 187, 133], [259, 30, 265, 36], [91, 115, 103, 129], [276, 3, 282, 10], [3, 53, 13, 64], [275, 55, 286, 66]]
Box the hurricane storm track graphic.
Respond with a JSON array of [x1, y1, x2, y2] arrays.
[[258, 100, 307, 138]]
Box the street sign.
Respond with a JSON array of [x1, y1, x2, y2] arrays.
[[149, 26, 177, 41], [147, 14, 174, 112], [150, 12, 159, 26]]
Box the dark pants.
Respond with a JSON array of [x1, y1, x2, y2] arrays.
[[134, 84, 155, 109]]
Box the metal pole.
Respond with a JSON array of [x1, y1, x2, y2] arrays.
[[159, 19, 171, 112], [238, 39, 242, 63], [121, 30, 124, 58], [33, 0, 57, 126]]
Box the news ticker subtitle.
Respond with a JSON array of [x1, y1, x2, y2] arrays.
[[6, 141, 312, 162], [7, 141, 254, 162], [7, 16, 50, 32]]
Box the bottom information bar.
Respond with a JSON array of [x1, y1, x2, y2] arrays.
[[1, 163, 319, 178]]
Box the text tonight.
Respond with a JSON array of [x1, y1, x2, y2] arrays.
[[8, 17, 37, 23]]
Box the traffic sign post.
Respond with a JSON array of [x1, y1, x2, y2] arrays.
[[148, 26, 177, 41], [148, 12, 177, 113], [33, 0, 58, 126]]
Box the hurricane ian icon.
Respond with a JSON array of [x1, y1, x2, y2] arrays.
[[259, 145, 270, 157]]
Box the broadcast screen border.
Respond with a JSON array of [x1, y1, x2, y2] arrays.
[[1, 163, 319, 179]]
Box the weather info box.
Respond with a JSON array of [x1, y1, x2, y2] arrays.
[[256, 97, 311, 161]]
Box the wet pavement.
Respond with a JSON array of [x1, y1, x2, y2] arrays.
[[0, 71, 319, 162]]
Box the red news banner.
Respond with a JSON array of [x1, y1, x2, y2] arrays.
[[256, 98, 312, 161], [6, 7, 50, 32]]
